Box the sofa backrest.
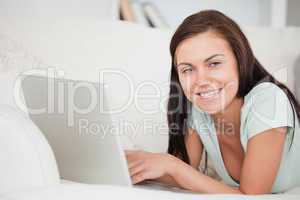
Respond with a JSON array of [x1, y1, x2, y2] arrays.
[[242, 26, 300, 94]]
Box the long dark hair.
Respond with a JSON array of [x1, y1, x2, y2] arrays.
[[167, 10, 300, 165]]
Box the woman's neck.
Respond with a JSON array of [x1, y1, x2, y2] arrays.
[[211, 98, 244, 137]]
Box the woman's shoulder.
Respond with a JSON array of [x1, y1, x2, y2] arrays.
[[245, 82, 286, 100], [241, 81, 295, 139], [243, 82, 290, 110]]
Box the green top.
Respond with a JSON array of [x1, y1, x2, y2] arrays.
[[188, 82, 300, 193]]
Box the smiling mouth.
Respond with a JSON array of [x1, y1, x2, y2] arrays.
[[196, 88, 223, 99]]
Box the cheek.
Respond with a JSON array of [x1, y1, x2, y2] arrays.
[[178, 75, 196, 100], [218, 63, 239, 90], [225, 80, 239, 98], [222, 72, 239, 102], [228, 65, 240, 94]]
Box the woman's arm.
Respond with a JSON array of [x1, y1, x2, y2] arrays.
[[127, 127, 287, 194], [154, 128, 203, 187], [167, 127, 287, 194]]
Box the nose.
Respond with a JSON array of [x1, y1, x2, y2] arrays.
[[195, 67, 211, 87]]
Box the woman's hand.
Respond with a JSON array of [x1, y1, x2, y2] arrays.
[[125, 150, 176, 184]]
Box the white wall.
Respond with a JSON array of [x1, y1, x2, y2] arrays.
[[140, 0, 272, 27], [0, 0, 119, 20], [271, 0, 287, 27]]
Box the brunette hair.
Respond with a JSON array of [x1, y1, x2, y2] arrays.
[[167, 10, 300, 166]]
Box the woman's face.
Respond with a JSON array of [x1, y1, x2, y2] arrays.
[[175, 31, 239, 114]]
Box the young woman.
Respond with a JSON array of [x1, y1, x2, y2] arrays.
[[125, 10, 300, 194]]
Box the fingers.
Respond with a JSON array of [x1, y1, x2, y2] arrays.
[[125, 153, 138, 163], [125, 150, 144, 163], [129, 160, 145, 177], [132, 172, 144, 184], [131, 170, 150, 184], [124, 150, 150, 184], [128, 159, 144, 169], [127, 159, 148, 184]]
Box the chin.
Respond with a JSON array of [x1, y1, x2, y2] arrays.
[[195, 103, 223, 114], [202, 108, 222, 115]]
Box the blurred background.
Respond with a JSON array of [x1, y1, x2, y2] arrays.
[[0, 0, 299, 29]]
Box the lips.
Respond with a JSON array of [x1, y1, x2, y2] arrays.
[[196, 88, 223, 99]]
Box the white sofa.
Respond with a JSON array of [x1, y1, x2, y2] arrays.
[[0, 18, 300, 198]]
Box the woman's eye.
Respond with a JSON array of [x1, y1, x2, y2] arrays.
[[182, 68, 193, 74], [208, 62, 221, 68]]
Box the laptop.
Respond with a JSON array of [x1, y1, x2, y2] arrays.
[[21, 75, 192, 193], [21, 75, 195, 193], [21, 75, 133, 186]]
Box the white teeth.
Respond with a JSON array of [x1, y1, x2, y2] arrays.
[[198, 89, 220, 98]]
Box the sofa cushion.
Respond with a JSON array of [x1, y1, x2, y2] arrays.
[[0, 104, 60, 194]]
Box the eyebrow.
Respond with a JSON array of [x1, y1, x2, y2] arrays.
[[176, 54, 225, 67]]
